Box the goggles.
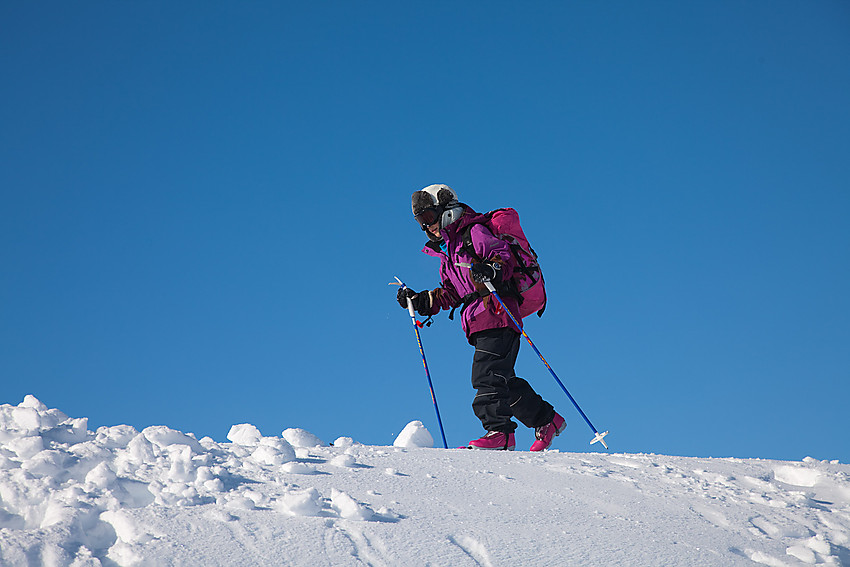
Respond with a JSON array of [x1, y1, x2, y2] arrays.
[[414, 206, 443, 229]]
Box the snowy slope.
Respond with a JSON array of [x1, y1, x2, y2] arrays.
[[1, 396, 848, 566]]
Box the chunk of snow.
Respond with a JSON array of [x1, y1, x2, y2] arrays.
[[804, 534, 831, 554], [251, 443, 295, 466], [69, 545, 100, 567], [43, 417, 90, 444], [21, 449, 66, 476], [95, 425, 139, 449], [786, 544, 816, 563], [7, 436, 44, 459], [393, 421, 434, 448], [166, 444, 198, 482], [280, 487, 322, 516], [331, 489, 374, 521], [101, 509, 154, 545], [19, 395, 48, 411], [106, 540, 144, 566], [333, 436, 355, 449], [143, 426, 203, 452], [281, 461, 317, 475], [282, 428, 324, 448], [260, 435, 295, 454], [11, 406, 41, 432], [227, 423, 263, 445], [117, 433, 156, 470], [330, 454, 356, 468], [774, 465, 822, 487]]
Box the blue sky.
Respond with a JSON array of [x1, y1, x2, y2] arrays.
[[2, 2, 848, 462]]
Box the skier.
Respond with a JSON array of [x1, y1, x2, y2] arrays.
[[397, 184, 565, 451]]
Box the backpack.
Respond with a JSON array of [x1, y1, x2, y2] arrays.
[[460, 208, 547, 318]]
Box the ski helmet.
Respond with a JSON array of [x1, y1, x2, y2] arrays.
[[411, 184, 463, 233]]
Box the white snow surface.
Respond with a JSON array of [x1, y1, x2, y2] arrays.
[[1, 396, 849, 566]]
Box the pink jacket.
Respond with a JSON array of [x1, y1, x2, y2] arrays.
[[421, 206, 521, 343]]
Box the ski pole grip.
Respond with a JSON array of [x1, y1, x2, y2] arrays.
[[394, 277, 419, 321]]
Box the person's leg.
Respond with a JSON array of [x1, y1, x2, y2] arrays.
[[498, 332, 565, 450], [506, 374, 555, 430], [471, 327, 556, 430], [470, 328, 518, 433]]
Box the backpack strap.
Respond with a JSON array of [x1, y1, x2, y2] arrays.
[[455, 221, 524, 316], [450, 223, 494, 320], [449, 290, 482, 320], [509, 242, 539, 279], [459, 222, 483, 264], [461, 214, 534, 279], [460, 217, 526, 303]]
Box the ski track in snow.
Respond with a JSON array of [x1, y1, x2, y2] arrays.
[[1, 396, 849, 566], [448, 534, 495, 567], [333, 522, 395, 567]]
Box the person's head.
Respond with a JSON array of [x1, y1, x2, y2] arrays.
[[411, 184, 463, 240]]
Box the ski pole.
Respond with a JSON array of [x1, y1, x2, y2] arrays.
[[457, 264, 609, 449], [389, 276, 449, 449]]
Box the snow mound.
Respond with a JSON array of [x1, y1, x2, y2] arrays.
[[279, 487, 323, 517], [393, 420, 434, 448], [331, 488, 375, 521], [226, 423, 262, 445], [774, 464, 822, 487], [2, 395, 849, 567], [281, 427, 324, 448], [0, 396, 332, 565]]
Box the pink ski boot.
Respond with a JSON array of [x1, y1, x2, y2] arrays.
[[530, 412, 566, 452], [468, 431, 516, 451]]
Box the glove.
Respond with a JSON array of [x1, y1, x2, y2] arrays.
[[397, 287, 415, 308], [411, 292, 432, 317], [397, 287, 432, 316], [470, 262, 500, 283]]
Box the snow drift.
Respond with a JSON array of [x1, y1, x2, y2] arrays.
[[1, 395, 848, 566]]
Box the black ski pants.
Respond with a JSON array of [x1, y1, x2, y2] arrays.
[[470, 327, 555, 433]]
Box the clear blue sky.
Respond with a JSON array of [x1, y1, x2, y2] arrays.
[[2, 2, 848, 462]]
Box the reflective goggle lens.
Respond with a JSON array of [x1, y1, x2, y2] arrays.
[[414, 207, 441, 228]]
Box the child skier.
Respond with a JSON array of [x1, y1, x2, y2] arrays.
[[397, 184, 565, 451]]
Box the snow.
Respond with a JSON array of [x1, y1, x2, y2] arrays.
[[392, 420, 434, 448], [1, 396, 849, 566], [281, 428, 324, 448], [225, 424, 263, 446]]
